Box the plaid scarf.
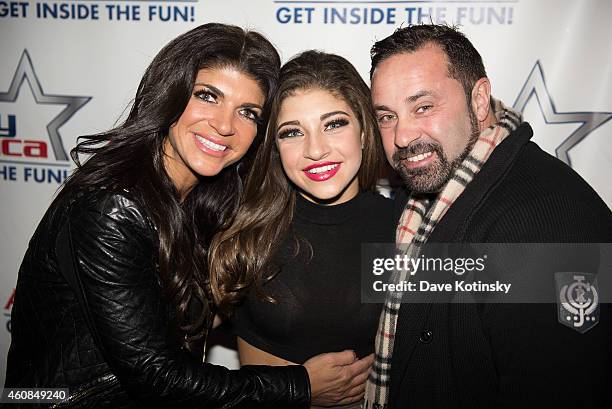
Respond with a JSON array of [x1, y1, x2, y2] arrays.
[[363, 99, 522, 409]]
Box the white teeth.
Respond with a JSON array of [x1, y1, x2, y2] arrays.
[[406, 151, 433, 162], [196, 134, 227, 152], [307, 164, 339, 174]]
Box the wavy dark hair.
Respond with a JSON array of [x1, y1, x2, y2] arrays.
[[210, 51, 383, 312], [56, 23, 280, 352]]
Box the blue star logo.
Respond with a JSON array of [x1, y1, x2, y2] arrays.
[[0, 50, 91, 161], [513, 61, 612, 166]]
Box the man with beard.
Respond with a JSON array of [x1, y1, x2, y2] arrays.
[[364, 24, 611, 409]]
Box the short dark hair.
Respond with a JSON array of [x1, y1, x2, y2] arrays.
[[370, 24, 487, 100]]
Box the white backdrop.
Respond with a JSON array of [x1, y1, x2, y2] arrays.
[[1, 0, 611, 385]]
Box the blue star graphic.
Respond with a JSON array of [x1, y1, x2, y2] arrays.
[[513, 61, 612, 166], [0, 50, 91, 161]]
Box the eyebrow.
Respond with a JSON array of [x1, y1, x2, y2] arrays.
[[406, 90, 434, 103], [374, 104, 392, 112], [277, 110, 350, 131], [194, 83, 263, 110], [195, 83, 223, 97], [321, 110, 349, 120], [241, 102, 263, 111], [277, 120, 300, 131], [374, 90, 435, 112]]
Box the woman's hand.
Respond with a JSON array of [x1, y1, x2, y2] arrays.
[[304, 350, 374, 406]]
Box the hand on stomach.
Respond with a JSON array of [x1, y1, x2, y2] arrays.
[[237, 337, 373, 406]]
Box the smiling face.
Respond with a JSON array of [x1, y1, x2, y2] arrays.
[[275, 88, 362, 205], [371, 45, 479, 193], [164, 67, 265, 197]]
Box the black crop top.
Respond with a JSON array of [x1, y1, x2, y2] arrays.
[[231, 191, 396, 364]]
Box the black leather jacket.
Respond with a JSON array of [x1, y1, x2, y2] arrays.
[[5, 188, 311, 408]]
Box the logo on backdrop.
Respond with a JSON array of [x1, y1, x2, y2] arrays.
[[274, 0, 517, 26], [513, 61, 612, 166], [0, 0, 196, 22], [0, 50, 90, 184]]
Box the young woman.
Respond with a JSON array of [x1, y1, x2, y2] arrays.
[[5, 26, 370, 408], [210, 51, 396, 408]]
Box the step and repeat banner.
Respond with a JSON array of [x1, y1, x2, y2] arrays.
[[1, 0, 611, 383]]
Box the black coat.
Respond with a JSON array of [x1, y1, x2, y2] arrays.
[[5, 188, 310, 408], [389, 123, 612, 409]]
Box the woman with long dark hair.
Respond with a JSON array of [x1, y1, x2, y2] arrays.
[[5, 25, 371, 408], [211, 51, 395, 408]]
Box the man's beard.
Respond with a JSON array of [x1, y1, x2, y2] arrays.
[[393, 108, 480, 194]]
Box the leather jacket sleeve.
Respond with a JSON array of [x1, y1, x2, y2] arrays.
[[58, 191, 311, 408]]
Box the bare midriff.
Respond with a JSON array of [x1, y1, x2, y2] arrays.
[[237, 337, 299, 367]]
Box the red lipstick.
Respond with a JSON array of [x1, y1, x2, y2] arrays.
[[302, 162, 341, 182]]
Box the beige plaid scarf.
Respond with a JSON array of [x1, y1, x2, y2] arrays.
[[364, 99, 522, 409]]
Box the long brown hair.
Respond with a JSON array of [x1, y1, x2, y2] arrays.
[[209, 50, 383, 314], [60, 23, 280, 352]]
